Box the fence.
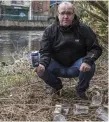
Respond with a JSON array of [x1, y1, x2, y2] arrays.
[[0, 20, 49, 29]]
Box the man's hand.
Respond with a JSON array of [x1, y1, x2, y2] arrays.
[[79, 63, 91, 72], [34, 64, 45, 73]]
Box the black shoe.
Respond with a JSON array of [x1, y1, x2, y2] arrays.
[[76, 91, 88, 100], [45, 85, 62, 96], [52, 88, 62, 96]]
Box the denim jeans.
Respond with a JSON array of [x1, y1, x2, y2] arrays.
[[37, 58, 95, 92]]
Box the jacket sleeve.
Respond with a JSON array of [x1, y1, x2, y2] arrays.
[[82, 25, 102, 66], [39, 26, 52, 68]]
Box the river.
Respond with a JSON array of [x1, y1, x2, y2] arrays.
[[0, 30, 43, 65]]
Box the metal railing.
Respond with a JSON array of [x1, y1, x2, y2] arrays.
[[0, 14, 55, 22]]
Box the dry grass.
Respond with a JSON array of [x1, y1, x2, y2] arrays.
[[0, 50, 108, 121]]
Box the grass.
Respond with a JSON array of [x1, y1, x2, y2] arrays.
[[0, 50, 108, 121]]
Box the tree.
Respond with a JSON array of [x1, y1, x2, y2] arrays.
[[74, 1, 108, 50]]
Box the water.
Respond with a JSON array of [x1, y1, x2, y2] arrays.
[[0, 30, 43, 64]]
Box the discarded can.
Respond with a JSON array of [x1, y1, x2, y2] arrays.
[[53, 104, 67, 121], [54, 104, 62, 115], [31, 51, 40, 67], [62, 103, 69, 115]]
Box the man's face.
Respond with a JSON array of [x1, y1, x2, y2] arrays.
[[58, 4, 74, 27]]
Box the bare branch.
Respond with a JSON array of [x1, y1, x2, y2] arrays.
[[88, 1, 108, 16]]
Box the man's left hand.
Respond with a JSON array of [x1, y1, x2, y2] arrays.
[[79, 63, 91, 72]]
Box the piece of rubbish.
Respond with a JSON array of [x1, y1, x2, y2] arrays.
[[96, 106, 108, 122], [73, 104, 89, 115], [53, 104, 67, 121], [91, 91, 102, 106], [62, 103, 69, 115], [53, 114, 67, 121], [53, 104, 62, 115]]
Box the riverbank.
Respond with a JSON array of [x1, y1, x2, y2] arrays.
[[0, 50, 108, 121]]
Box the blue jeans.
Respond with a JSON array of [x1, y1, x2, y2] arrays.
[[37, 58, 95, 92]]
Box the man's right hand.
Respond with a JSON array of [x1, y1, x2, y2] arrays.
[[34, 64, 45, 73]]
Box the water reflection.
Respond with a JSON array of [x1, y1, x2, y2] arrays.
[[0, 30, 43, 64]]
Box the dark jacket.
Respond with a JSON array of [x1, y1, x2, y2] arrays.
[[39, 15, 102, 68]]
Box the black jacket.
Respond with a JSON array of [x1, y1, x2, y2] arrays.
[[39, 15, 102, 68]]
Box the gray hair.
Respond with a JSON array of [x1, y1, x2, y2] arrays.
[[58, 2, 75, 11]]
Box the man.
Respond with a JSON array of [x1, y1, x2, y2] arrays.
[[35, 2, 102, 100]]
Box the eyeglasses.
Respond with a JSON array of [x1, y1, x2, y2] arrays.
[[58, 11, 73, 16]]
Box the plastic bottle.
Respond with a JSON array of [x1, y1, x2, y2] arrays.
[[73, 104, 89, 115], [96, 106, 108, 122], [91, 91, 102, 106]]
